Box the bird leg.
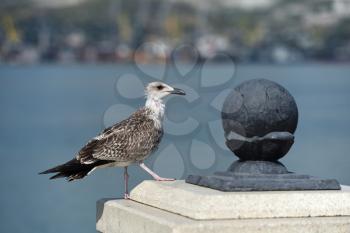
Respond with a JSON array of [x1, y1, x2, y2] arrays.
[[139, 162, 175, 181], [124, 167, 130, 199]]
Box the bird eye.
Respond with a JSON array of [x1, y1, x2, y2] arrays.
[[156, 85, 164, 90]]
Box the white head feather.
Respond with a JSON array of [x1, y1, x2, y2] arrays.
[[144, 82, 185, 129]]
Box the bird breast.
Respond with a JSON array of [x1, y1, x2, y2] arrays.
[[145, 99, 165, 129]]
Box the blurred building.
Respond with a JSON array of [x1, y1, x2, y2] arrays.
[[0, 0, 349, 64], [305, 0, 350, 26]]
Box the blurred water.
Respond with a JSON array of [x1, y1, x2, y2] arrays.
[[0, 64, 349, 233]]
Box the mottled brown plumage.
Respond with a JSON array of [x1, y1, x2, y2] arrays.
[[77, 108, 163, 166]]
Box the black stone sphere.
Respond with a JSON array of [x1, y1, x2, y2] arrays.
[[222, 79, 298, 161]]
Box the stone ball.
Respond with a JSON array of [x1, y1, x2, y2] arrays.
[[222, 79, 298, 161]]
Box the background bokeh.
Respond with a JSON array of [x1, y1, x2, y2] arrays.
[[0, 0, 350, 233]]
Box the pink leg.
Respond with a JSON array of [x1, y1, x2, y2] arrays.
[[124, 167, 130, 199], [139, 162, 175, 181]]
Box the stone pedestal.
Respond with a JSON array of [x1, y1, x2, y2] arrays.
[[97, 181, 350, 233], [186, 160, 340, 191]]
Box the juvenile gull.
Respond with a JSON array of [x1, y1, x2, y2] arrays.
[[40, 82, 185, 199]]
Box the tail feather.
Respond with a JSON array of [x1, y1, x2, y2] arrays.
[[39, 159, 109, 181], [39, 159, 78, 174], [49, 173, 68, 180]]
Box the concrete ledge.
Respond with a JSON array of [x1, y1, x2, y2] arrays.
[[129, 180, 350, 220], [96, 199, 350, 233]]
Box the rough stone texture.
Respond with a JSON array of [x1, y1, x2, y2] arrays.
[[222, 79, 298, 161], [97, 199, 350, 233], [229, 160, 288, 174], [129, 180, 350, 220], [186, 160, 341, 191]]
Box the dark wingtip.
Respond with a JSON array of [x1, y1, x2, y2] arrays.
[[39, 162, 70, 175], [49, 173, 65, 180], [39, 168, 57, 175], [39, 170, 50, 175]]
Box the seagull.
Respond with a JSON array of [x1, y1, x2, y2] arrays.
[[40, 81, 185, 199]]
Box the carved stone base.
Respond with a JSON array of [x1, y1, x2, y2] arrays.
[[186, 160, 341, 191]]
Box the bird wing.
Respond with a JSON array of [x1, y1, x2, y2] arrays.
[[76, 109, 162, 164]]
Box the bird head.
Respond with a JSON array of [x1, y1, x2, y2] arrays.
[[145, 82, 186, 100]]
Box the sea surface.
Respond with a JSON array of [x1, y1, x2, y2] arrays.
[[0, 63, 349, 233]]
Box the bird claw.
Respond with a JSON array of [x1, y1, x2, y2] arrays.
[[124, 193, 130, 200]]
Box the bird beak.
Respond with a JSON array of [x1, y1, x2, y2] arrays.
[[170, 87, 186, 95]]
